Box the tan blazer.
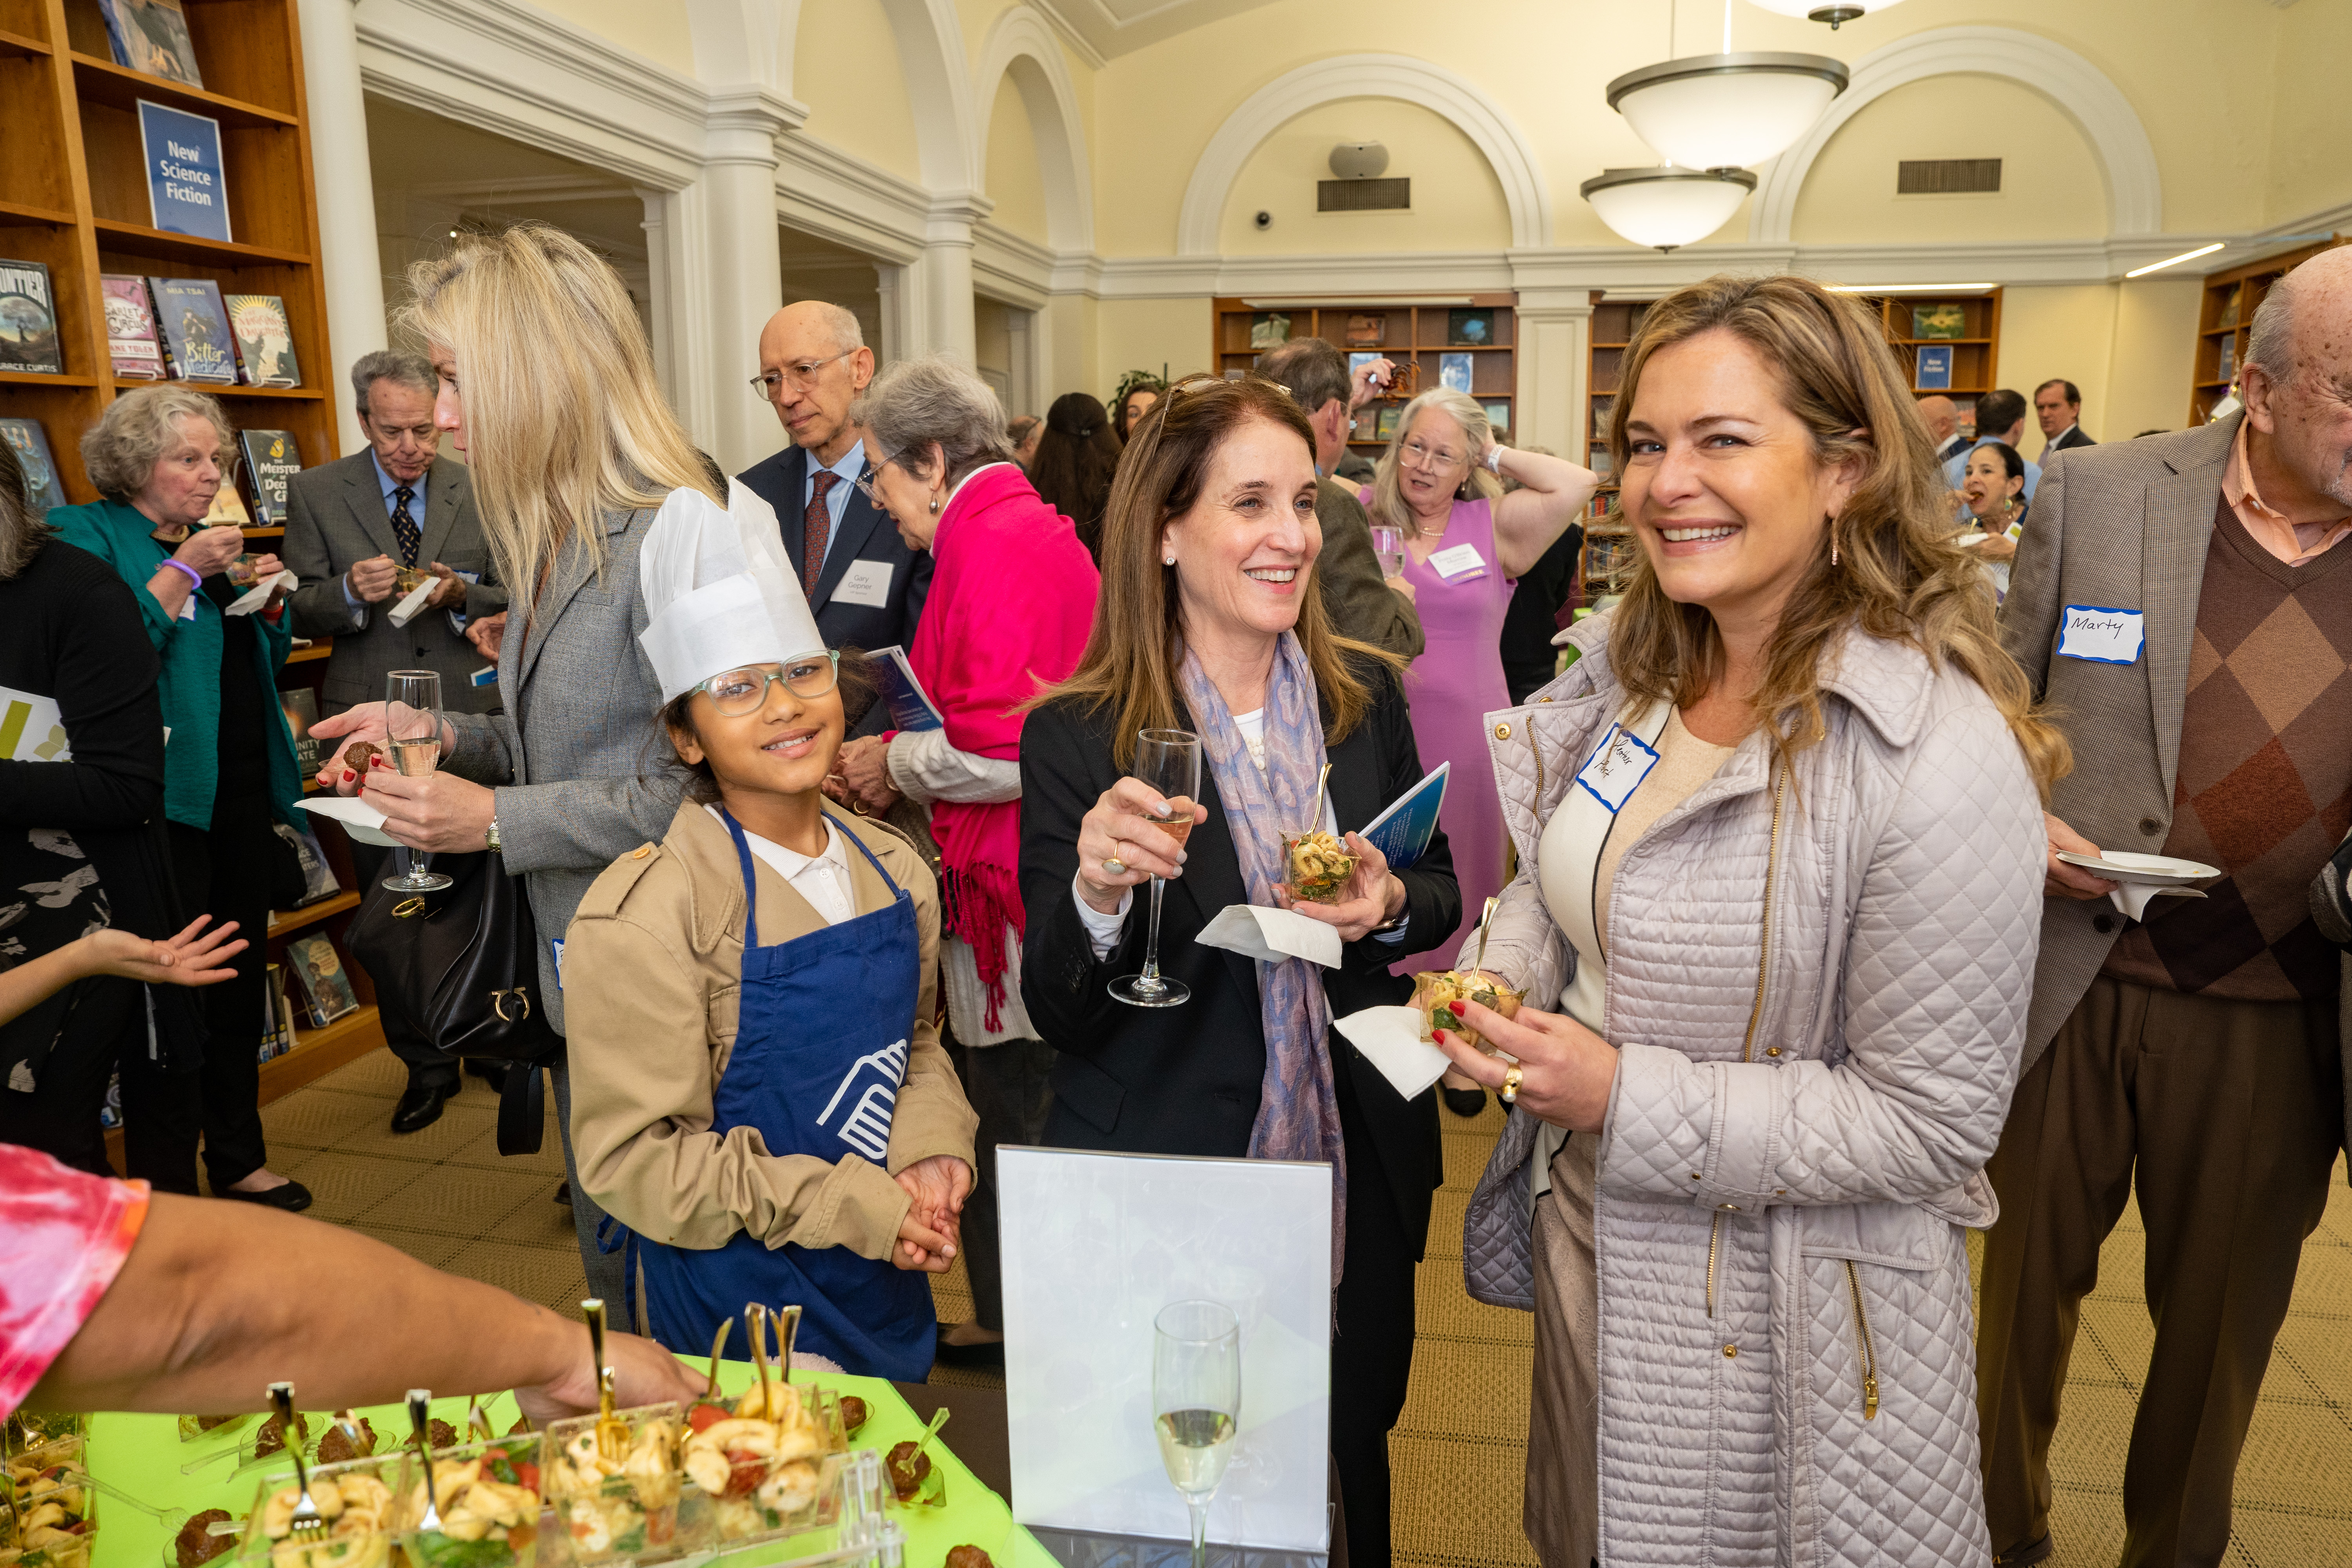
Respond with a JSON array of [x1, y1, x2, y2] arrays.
[[1999, 416, 2352, 1160], [560, 798, 976, 1259]]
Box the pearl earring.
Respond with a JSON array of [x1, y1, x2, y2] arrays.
[[1163, 555, 1176, 566], [927, 497, 941, 514]]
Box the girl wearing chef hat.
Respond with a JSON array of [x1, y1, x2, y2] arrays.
[[559, 477, 978, 1376]]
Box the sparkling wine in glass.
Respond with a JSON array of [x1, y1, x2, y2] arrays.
[[1110, 728, 1203, 1008], [381, 670, 452, 893], [1154, 1300, 1241, 1568], [1369, 524, 1406, 580]]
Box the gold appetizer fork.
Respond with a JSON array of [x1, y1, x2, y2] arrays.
[[407, 1392, 441, 1533], [703, 1318, 733, 1407], [268, 1384, 329, 1544], [583, 1299, 627, 1463], [775, 1304, 803, 1386], [745, 1303, 774, 1418]]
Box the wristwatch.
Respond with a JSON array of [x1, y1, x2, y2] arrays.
[[485, 816, 501, 855]]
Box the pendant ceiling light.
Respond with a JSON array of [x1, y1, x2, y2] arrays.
[[1605, 51, 1849, 171], [1581, 167, 1757, 252], [1743, 0, 1909, 28]]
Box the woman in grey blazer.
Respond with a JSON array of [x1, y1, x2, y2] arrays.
[[312, 225, 719, 1302]]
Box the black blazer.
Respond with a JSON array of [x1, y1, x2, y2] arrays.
[[2045, 425, 2096, 454], [737, 443, 933, 657], [1018, 665, 1459, 1253]]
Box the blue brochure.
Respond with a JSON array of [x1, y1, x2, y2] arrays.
[[867, 644, 945, 733], [1361, 761, 1448, 871], [138, 99, 230, 241]]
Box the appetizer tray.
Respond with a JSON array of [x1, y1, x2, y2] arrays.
[[73, 1368, 1060, 1568]]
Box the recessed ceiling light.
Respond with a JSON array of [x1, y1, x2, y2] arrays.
[[2123, 243, 2225, 279]]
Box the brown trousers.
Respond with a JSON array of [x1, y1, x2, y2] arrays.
[[1976, 976, 2343, 1568]]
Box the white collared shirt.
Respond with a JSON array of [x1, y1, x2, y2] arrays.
[[708, 805, 855, 927]]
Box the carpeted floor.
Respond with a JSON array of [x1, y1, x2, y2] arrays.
[[254, 1051, 2352, 1566]]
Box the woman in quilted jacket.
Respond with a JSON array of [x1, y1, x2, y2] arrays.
[[1434, 273, 2064, 1568]]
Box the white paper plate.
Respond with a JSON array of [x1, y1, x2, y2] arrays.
[[1950, 530, 1989, 546], [296, 795, 400, 848], [2056, 850, 2219, 885]]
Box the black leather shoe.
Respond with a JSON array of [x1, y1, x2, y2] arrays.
[[464, 1059, 509, 1093], [220, 1179, 313, 1213], [391, 1080, 455, 1133], [1442, 1084, 1488, 1118]]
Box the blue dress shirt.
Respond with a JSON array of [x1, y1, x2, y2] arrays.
[[802, 438, 865, 573]]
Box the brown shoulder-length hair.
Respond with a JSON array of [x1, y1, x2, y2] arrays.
[[1033, 374, 1400, 770], [1606, 273, 2068, 794]]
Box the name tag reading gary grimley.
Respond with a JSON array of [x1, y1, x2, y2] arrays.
[[2056, 604, 2145, 665], [1573, 722, 1661, 813]]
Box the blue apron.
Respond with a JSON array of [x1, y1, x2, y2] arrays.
[[624, 809, 936, 1380]]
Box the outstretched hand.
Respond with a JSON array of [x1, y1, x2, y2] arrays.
[[88, 917, 247, 987]]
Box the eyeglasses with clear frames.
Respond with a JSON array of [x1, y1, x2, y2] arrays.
[[851, 451, 900, 507], [749, 349, 858, 402], [695, 652, 841, 716], [1399, 438, 1465, 472]]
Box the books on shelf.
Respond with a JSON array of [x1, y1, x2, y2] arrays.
[[273, 818, 341, 905], [137, 100, 231, 243], [1911, 303, 1968, 340], [148, 276, 236, 382], [281, 933, 360, 1028], [240, 429, 302, 524], [103, 276, 165, 378], [201, 482, 249, 526], [2217, 336, 2236, 383], [0, 259, 62, 375], [0, 420, 64, 515], [1914, 344, 1955, 391], [2217, 283, 2245, 330], [279, 687, 323, 775], [1447, 309, 1494, 346], [1438, 352, 1473, 394], [1345, 313, 1385, 345], [1483, 399, 1510, 436], [98, 0, 205, 87], [226, 295, 300, 386], [258, 962, 292, 1062], [1249, 312, 1290, 349]]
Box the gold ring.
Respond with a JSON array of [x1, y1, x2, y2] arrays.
[[1501, 1066, 1523, 1104], [1103, 856, 1127, 876]]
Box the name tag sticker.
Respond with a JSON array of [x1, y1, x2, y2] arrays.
[[470, 665, 497, 688], [178, 593, 198, 621], [1428, 542, 1488, 582], [2056, 604, 2145, 665], [1573, 723, 1662, 814], [833, 559, 894, 608]]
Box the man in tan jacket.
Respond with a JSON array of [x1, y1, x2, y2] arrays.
[[1984, 246, 2352, 1568]]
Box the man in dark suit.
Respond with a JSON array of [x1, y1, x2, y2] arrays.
[[283, 349, 508, 1134], [1918, 393, 1971, 467], [736, 301, 930, 707], [2035, 377, 2097, 457]]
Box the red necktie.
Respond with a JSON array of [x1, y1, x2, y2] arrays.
[[804, 471, 838, 594]]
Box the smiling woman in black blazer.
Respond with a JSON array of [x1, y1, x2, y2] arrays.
[[1019, 374, 1458, 1568]]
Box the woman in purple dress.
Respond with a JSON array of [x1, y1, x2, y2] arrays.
[[1361, 388, 1593, 1047]]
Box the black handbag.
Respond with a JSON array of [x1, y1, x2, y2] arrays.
[[349, 849, 559, 1155]]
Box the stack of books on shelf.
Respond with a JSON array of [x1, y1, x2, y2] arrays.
[[106, 276, 303, 387]]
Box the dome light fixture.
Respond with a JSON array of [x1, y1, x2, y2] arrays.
[[1605, 51, 1849, 171], [1742, 0, 1909, 27], [1581, 166, 1757, 252]]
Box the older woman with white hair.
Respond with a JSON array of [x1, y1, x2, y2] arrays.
[[828, 355, 1100, 1367], [1359, 389, 1593, 1102], [49, 385, 308, 1209]]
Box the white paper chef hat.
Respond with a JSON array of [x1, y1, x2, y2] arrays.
[[637, 478, 826, 706]]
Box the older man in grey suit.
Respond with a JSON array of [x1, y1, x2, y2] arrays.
[[285, 351, 510, 1133], [1980, 246, 2352, 1568]]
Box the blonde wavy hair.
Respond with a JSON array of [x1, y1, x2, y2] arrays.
[[1365, 386, 1503, 538], [399, 224, 717, 607], [1605, 273, 2069, 794]]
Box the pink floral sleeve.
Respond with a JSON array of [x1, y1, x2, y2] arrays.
[[0, 1145, 148, 1417]]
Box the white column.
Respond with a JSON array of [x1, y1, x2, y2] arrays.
[[918, 193, 990, 365], [1004, 306, 1035, 419], [1514, 294, 1593, 464], [874, 262, 909, 365], [296, 0, 385, 456], [697, 87, 795, 473]]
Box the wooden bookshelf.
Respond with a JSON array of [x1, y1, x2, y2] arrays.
[[0, 0, 339, 508], [1851, 289, 2003, 425], [2187, 236, 2346, 428], [1208, 294, 1519, 450]]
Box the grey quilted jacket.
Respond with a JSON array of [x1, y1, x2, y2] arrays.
[[1461, 613, 2043, 1567]]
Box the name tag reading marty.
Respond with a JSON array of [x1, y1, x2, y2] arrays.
[[1573, 723, 1661, 813], [833, 558, 894, 608], [2056, 605, 2145, 665], [1428, 542, 1488, 582]]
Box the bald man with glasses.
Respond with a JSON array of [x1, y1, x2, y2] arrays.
[[737, 302, 932, 730]]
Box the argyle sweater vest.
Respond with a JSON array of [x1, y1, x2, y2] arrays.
[[2102, 493, 2352, 1000]]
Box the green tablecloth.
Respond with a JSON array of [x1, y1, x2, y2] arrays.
[[82, 1363, 1057, 1568]]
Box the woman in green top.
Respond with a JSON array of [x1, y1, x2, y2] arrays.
[[49, 385, 311, 1210]]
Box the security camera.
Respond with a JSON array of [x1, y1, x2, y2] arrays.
[[1254, 210, 1272, 230]]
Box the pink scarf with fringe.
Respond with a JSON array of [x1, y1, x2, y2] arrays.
[[907, 463, 1100, 1029]]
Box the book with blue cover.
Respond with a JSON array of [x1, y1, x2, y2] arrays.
[[0, 419, 64, 515], [1360, 761, 1448, 871], [1914, 344, 1954, 391], [149, 276, 236, 382], [138, 99, 230, 241], [98, 0, 204, 85], [866, 644, 946, 733]]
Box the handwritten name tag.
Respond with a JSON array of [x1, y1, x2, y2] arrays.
[[1428, 542, 1488, 582], [833, 558, 894, 608], [2056, 604, 2144, 665], [1573, 722, 1662, 813]]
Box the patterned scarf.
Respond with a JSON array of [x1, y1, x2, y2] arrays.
[[1176, 633, 1347, 1283]]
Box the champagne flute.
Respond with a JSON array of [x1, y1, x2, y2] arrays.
[[1109, 728, 1202, 1008], [381, 670, 452, 893], [1153, 1300, 1241, 1568], [1369, 524, 1405, 580]]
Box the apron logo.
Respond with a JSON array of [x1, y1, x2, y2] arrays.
[[817, 1037, 909, 1161]]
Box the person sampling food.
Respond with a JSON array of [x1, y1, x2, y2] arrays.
[[562, 481, 976, 1379]]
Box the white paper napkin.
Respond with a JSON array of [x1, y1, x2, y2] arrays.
[[1196, 903, 1343, 969], [296, 794, 401, 847], [1334, 1005, 1451, 1100], [386, 575, 439, 627], [2110, 883, 2205, 921], [223, 570, 298, 617]]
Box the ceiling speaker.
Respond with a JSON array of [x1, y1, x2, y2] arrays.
[[1328, 142, 1389, 180]]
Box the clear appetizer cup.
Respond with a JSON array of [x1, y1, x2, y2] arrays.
[[4, 1437, 96, 1568], [677, 1386, 846, 1548], [1279, 829, 1357, 906], [1408, 969, 1524, 1053], [540, 1405, 685, 1568], [396, 1434, 542, 1568], [236, 1454, 401, 1568]]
